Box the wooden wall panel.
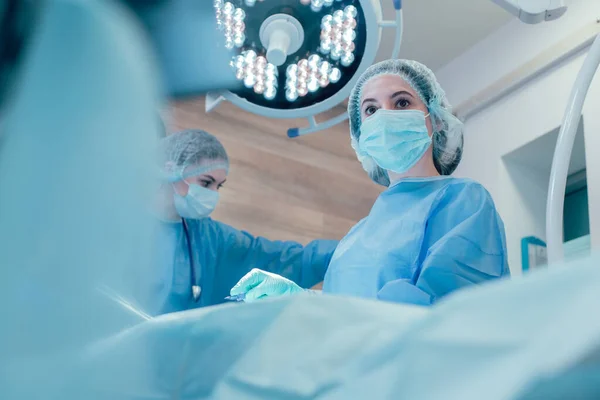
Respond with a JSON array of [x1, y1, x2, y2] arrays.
[[169, 96, 382, 244]]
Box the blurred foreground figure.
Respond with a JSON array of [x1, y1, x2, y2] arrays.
[[0, 0, 161, 396]]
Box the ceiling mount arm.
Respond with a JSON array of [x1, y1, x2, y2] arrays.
[[546, 33, 600, 264], [490, 0, 567, 24]]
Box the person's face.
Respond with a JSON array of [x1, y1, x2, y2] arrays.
[[172, 166, 228, 196], [360, 74, 433, 137]]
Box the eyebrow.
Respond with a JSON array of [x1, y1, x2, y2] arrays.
[[361, 97, 377, 106], [391, 90, 414, 99], [362, 90, 414, 106], [200, 175, 216, 183]]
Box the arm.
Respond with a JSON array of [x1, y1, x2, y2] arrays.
[[377, 182, 509, 306], [208, 219, 338, 291], [146, 218, 336, 312]]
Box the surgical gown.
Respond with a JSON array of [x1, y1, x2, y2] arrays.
[[323, 176, 509, 305], [147, 218, 338, 314]]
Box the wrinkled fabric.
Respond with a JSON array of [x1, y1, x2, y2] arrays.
[[41, 252, 600, 400], [144, 218, 338, 315], [323, 176, 509, 305]]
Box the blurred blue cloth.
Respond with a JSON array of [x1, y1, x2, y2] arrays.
[[323, 176, 509, 305], [147, 218, 337, 314], [0, 0, 160, 397], [0, 0, 160, 360], [51, 252, 600, 400]]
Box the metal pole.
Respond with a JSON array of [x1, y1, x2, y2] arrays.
[[546, 33, 600, 264]]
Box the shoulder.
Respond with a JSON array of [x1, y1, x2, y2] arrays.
[[186, 216, 236, 229], [440, 177, 494, 206], [184, 217, 226, 235], [187, 217, 253, 244], [432, 178, 498, 220]]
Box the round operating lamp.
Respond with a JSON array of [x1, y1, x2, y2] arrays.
[[209, 0, 403, 137]]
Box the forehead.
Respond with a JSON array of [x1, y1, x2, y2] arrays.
[[203, 168, 228, 181], [360, 74, 416, 102], [183, 160, 228, 180]]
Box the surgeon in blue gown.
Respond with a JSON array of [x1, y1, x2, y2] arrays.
[[147, 129, 338, 314], [231, 59, 510, 306]]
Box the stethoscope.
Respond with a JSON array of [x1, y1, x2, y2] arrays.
[[181, 218, 201, 302]]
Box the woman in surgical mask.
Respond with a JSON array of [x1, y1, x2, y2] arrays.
[[231, 59, 510, 305], [155, 131, 227, 221], [147, 129, 338, 314]]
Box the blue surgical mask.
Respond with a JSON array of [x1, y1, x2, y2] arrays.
[[173, 182, 219, 219], [358, 109, 432, 174]]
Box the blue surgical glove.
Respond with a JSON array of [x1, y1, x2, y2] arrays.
[[230, 268, 305, 302]]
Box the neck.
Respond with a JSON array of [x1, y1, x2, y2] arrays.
[[387, 147, 439, 185]]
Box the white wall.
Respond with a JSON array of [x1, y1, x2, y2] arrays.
[[435, 0, 600, 274]]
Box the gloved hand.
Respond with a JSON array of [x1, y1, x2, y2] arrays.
[[230, 268, 304, 302]]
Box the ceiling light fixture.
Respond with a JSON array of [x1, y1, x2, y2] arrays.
[[207, 0, 404, 137]]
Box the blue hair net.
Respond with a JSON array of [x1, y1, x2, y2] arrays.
[[160, 129, 229, 182], [347, 59, 464, 186]]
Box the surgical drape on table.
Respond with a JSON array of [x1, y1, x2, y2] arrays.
[[36, 253, 600, 400]]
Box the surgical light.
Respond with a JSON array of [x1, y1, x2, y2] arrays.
[[284, 54, 340, 101], [206, 0, 404, 137]]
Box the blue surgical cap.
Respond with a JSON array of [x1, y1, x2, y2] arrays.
[[347, 59, 464, 186], [160, 129, 229, 182]]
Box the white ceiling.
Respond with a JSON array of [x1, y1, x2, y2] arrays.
[[376, 0, 514, 71]]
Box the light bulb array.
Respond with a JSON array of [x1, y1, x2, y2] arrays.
[[231, 50, 279, 100], [214, 0, 247, 50], [215, 1, 362, 102], [319, 5, 357, 67], [244, 0, 265, 6], [284, 54, 341, 102], [300, 0, 340, 13]]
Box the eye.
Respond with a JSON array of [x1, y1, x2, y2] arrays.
[[200, 180, 211, 188], [395, 98, 411, 109], [217, 183, 225, 190], [364, 105, 378, 116]]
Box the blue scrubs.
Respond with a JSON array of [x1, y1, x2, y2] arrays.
[[148, 218, 338, 314], [323, 177, 509, 305]]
